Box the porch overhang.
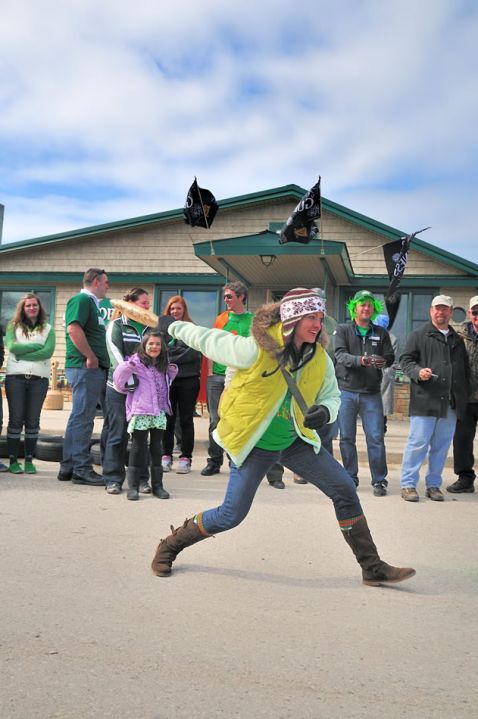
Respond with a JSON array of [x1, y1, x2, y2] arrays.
[[192, 230, 354, 288]]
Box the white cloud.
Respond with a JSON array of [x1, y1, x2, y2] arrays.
[[0, 0, 477, 264]]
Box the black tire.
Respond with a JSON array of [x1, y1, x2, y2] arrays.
[[0, 437, 25, 459], [35, 435, 64, 462], [90, 442, 102, 466]]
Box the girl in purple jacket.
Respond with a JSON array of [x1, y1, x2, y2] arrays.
[[113, 331, 177, 501]]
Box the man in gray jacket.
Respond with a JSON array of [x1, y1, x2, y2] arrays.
[[333, 290, 394, 496], [447, 295, 478, 493]]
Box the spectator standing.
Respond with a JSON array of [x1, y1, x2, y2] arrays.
[[58, 268, 110, 486], [374, 314, 399, 434], [447, 295, 478, 494], [4, 293, 56, 473], [333, 290, 394, 496], [160, 296, 201, 475], [151, 287, 415, 587], [103, 288, 152, 495], [0, 325, 7, 472], [201, 281, 254, 476], [399, 295, 469, 502], [113, 331, 177, 500]]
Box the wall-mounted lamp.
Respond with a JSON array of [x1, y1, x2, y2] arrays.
[[260, 254, 277, 268]]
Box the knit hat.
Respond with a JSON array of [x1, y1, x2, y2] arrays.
[[280, 288, 326, 343]]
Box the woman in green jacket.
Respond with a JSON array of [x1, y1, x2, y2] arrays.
[[151, 288, 415, 587], [5, 293, 56, 473]]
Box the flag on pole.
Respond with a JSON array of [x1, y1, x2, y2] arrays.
[[383, 226, 430, 329], [183, 178, 218, 229], [278, 177, 321, 245]]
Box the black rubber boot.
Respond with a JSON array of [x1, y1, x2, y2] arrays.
[[151, 465, 170, 499], [126, 466, 141, 501], [151, 517, 209, 576], [342, 516, 416, 586]]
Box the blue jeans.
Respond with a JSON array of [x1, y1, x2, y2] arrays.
[[61, 368, 106, 474], [200, 438, 362, 535], [338, 390, 387, 486], [401, 408, 456, 488], [206, 374, 225, 467]]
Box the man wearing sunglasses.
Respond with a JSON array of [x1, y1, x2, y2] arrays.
[[58, 268, 110, 486], [448, 296, 478, 494], [201, 281, 254, 476]]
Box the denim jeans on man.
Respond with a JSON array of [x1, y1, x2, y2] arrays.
[[5, 375, 49, 457], [205, 374, 225, 468], [338, 390, 387, 486], [102, 385, 149, 486], [401, 407, 457, 488], [200, 438, 362, 535], [61, 367, 106, 475]]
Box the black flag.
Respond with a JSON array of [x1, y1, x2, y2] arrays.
[[383, 226, 430, 329], [183, 178, 218, 229], [279, 177, 321, 245]]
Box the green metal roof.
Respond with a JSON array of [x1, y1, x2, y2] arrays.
[[1, 183, 477, 277]]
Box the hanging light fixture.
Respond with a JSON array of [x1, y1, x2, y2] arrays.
[[260, 254, 277, 268]]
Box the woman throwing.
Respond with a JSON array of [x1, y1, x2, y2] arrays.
[[4, 293, 56, 473], [151, 288, 415, 586], [160, 296, 201, 475]]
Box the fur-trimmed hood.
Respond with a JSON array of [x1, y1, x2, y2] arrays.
[[251, 302, 329, 358]]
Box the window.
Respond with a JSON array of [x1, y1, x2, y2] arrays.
[[157, 287, 220, 327], [0, 289, 54, 329]]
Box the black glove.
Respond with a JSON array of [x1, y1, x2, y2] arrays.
[[369, 354, 386, 369], [303, 404, 330, 430]]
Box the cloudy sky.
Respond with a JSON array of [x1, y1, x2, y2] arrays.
[[1, 0, 477, 262]]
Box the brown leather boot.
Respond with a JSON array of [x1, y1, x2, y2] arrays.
[[151, 517, 209, 577], [342, 516, 416, 586]]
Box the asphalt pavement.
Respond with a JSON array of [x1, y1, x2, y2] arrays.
[[0, 403, 477, 718]]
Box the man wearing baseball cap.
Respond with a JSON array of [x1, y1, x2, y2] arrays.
[[399, 295, 469, 501], [447, 295, 478, 493], [333, 289, 395, 496]]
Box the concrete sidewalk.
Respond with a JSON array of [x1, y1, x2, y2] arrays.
[[33, 401, 466, 469]]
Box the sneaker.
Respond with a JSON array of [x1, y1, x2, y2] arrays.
[[106, 482, 122, 495], [71, 470, 104, 486], [0, 461, 8, 472], [426, 486, 445, 502], [446, 477, 475, 493], [24, 460, 37, 474], [269, 479, 285, 489], [293, 474, 307, 484], [201, 463, 221, 476], [373, 482, 387, 497], [162, 455, 172, 472], [401, 487, 419, 502], [139, 482, 152, 494], [176, 457, 191, 474], [9, 461, 23, 474]]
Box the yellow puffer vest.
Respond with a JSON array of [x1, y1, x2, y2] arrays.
[[216, 323, 327, 464]]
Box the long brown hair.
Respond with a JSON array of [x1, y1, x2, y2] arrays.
[[11, 293, 47, 332], [163, 295, 194, 323]]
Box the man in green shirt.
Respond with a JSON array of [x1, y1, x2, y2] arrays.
[[201, 281, 254, 476], [58, 268, 110, 486]]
